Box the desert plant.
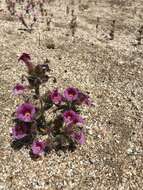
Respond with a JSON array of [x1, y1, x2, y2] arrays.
[[6, 0, 46, 32], [10, 53, 93, 158]]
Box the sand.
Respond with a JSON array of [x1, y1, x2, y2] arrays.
[[0, 0, 143, 189]]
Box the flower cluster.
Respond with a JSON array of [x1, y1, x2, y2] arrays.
[[10, 53, 93, 158]]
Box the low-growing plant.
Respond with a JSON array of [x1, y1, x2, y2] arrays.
[[10, 53, 93, 158]]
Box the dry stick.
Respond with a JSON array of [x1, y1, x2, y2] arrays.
[[109, 20, 116, 40], [46, 16, 52, 31], [96, 17, 100, 32], [70, 14, 77, 37], [25, 0, 32, 14], [66, 6, 69, 15], [11, 2, 16, 15], [71, 9, 74, 17], [30, 0, 35, 10], [30, 15, 37, 29], [19, 14, 29, 29], [46, 18, 51, 31], [44, 9, 48, 16], [39, 1, 44, 16], [71, 0, 75, 6], [133, 7, 137, 16], [136, 25, 143, 45], [38, 32, 41, 47]]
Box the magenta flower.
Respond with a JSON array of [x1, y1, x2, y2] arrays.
[[18, 53, 31, 64], [31, 140, 45, 156], [71, 131, 85, 145], [11, 125, 28, 140], [16, 103, 36, 122], [63, 110, 84, 126], [73, 113, 85, 126], [13, 83, 26, 95], [50, 89, 63, 105], [64, 87, 78, 101], [77, 92, 92, 106], [18, 53, 33, 73]]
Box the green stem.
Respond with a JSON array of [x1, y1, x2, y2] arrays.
[[35, 86, 40, 97]]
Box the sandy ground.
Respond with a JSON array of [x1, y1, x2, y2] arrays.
[[0, 0, 143, 189]]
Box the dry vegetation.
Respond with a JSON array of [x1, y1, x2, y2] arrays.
[[0, 0, 143, 189]]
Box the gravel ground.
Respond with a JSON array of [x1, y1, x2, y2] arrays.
[[0, 0, 143, 189]]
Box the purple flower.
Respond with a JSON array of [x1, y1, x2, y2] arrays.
[[31, 140, 45, 156], [63, 110, 84, 126], [11, 125, 28, 140], [16, 103, 36, 122], [71, 131, 85, 145], [18, 53, 33, 73], [64, 87, 78, 101], [50, 89, 63, 105], [63, 110, 76, 125], [77, 92, 92, 106], [13, 83, 26, 95]]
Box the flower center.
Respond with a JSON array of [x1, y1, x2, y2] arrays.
[[67, 116, 71, 120], [25, 112, 31, 117], [75, 134, 81, 140], [69, 92, 75, 97], [67, 114, 73, 120]]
